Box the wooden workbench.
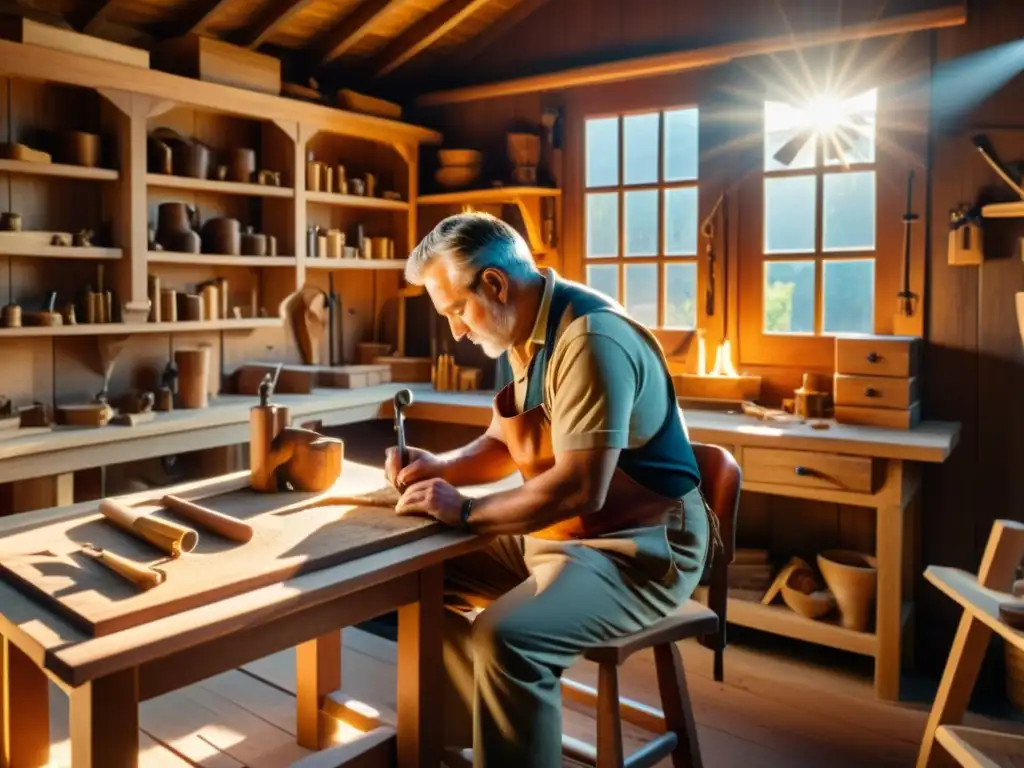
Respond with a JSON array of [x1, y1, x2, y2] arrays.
[[0, 461, 519, 768], [1, 384, 961, 701]]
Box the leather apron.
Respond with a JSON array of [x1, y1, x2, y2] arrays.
[[491, 282, 707, 543]]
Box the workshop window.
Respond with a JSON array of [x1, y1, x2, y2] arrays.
[[761, 88, 878, 336], [583, 107, 699, 329]]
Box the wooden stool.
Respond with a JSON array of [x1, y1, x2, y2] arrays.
[[916, 519, 1024, 768], [561, 443, 741, 768]]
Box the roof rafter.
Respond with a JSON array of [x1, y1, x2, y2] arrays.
[[169, 0, 234, 37], [231, 0, 315, 49], [370, 0, 494, 79], [69, 0, 116, 34], [312, 0, 413, 67], [448, 0, 556, 66]]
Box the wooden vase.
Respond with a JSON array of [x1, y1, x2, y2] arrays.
[[174, 347, 210, 409], [817, 549, 878, 632]]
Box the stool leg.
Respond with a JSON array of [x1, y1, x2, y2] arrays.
[[654, 643, 702, 768], [596, 663, 624, 768]]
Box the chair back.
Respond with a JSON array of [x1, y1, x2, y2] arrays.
[[692, 442, 741, 680]]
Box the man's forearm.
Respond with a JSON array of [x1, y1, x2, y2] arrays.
[[437, 434, 518, 486], [464, 463, 593, 535]]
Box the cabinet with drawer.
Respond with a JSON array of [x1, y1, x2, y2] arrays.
[[743, 447, 879, 494], [834, 335, 922, 429]]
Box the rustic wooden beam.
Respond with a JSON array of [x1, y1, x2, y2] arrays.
[[416, 3, 967, 105], [448, 0, 556, 66], [171, 0, 234, 37], [232, 0, 314, 49], [313, 0, 405, 67], [371, 0, 493, 79], [68, 0, 115, 34]]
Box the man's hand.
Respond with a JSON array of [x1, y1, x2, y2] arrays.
[[395, 477, 465, 528], [384, 446, 449, 489]]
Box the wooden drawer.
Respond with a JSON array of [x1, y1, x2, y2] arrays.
[[835, 335, 921, 377], [743, 448, 877, 494], [834, 402, 922, 430], [834, 374, 919, 409]]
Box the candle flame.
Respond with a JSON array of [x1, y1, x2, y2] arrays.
[[697, 334, 740, 378]]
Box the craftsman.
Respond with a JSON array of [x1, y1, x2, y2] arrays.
[[385, 212, 720, 767]]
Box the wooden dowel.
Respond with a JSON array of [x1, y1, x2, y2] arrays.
[[162, 495, 254, 543], [99, 499, 199, 557], [83, 547, 165, 590]]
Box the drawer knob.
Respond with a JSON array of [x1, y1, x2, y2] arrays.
[[864, 387, 880, 397], [865, 352, 880, 362], [794, 466, 812, 476]]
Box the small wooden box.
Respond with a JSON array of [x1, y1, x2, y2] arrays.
[[834, 334, 921, 378], [0, 14, 150, 68], [374, 356, 432, 383], [316, 365, 392, 389], [153, 35, 280, 95]]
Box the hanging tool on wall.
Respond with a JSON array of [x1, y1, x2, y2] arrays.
[[700, 193, 725, 317], [896, 170, 920, 318]]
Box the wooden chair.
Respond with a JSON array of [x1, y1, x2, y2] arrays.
[[561, 442, 741, 768]]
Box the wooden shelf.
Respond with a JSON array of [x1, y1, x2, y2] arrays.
[[305, 258, 407, 271], [0, 243, 121, 259], [418, 186, 561, 206], [146, 174, 294, 198], [0, 318, 282, 338], [306, 191, 409, 211], [147, 252, 298, 267], [418, 187, 560, 255], [0, 159, 119, 181], [936, 725, 1024, 767], [981, 200, 1024, 218], [692, 586, 877, 657]]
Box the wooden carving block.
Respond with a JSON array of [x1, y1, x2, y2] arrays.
[[153, 34, 280, 95], [260, 426, 344, 493]]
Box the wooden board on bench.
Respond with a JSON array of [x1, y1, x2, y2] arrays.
[[0, 462, 431, 637], [235, 363, 392, 394]]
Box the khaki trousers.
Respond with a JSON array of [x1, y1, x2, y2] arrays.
[[440, 486, 711, 767]]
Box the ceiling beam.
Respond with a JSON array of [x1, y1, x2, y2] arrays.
[[170, 0, 234, 37], [313, 0, 407, 67], [69, 0, 116, 34], [416, 3, 966, 105], [370, 0, 493, 79], [231, 0, 314, 49], [448, 0, 555, 66]]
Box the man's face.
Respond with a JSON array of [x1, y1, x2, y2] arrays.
[[422, 258, 515, 359]]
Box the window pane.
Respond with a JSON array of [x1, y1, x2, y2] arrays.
[[586, 192, 618, 257], [823, 259, 874, 334], [624, 113, 659, 185], [664, 263, 697, 330], [824, 88, 877, 166], [664, 108, 699, 182], [625, 190, 657, 256], [765, 100, 816, 172], [585, 117, 618, 187], [823, 171, 875, 252], [764, 260, 815, 334], [625, 264, 658, 327], [587, 264, 619, 302], [764, 175, 816, 254], [664, 187, 698, 256]]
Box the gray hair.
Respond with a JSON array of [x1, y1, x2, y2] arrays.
[[404, 212, 537, 287]]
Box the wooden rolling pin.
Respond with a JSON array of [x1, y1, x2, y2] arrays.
[[162, 495, 254, 543], [99, 499, 199, 557], [81, 544, 165, 590]]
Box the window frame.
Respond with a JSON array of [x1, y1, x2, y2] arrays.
[[738, 82, 909, 367], [581, 104, 702, 331]]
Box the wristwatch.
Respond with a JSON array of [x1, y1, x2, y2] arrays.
[[459, 497, 474, 531]]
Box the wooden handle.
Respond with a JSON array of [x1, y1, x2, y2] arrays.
[[162, 495, 254, 543], [87, 549, 165, 590], [99, 499, 199, 557]]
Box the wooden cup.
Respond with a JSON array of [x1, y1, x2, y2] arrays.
[[174, 348, 210, 409]]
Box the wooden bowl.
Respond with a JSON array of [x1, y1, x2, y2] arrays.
[[438, 149, 482, 167], [435, 165, 479, 189], [780, 560, 834, 620], [817, 549, 878, 632]]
